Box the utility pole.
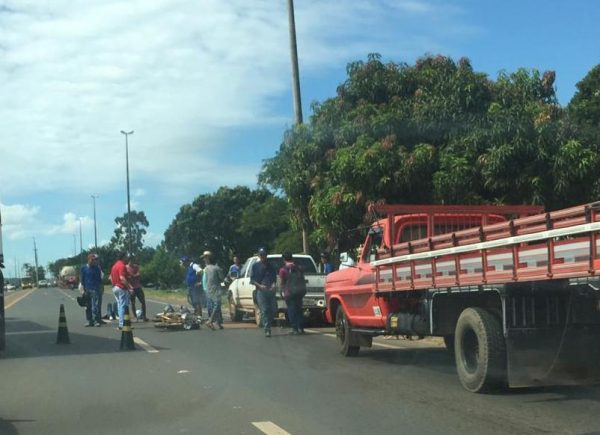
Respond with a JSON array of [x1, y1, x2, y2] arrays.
[[33, 237, 39, 285], [72, 234, 76, 257], [287, 0, 308, 253], [91, 194, 98, 249], [120, 130, 134, 255]]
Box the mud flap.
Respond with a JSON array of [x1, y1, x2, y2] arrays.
[[507, 325, 600, 387]]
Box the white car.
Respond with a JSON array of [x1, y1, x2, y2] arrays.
[[227, 253, 326, 325]]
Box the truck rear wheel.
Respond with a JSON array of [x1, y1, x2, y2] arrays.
[[335, 306, 359, 357], [455, 307, 506, 393]]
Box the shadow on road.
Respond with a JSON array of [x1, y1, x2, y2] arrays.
[[4, 317, 168, 359], [363, 346, 457, 375], [0, 417, 33, 434]]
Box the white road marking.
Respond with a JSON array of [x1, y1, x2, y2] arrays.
[[133, 337, 159, 353], [57, 289, 77, 302], [252, 421, 291, 435]]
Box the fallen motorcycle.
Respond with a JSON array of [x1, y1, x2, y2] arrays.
[[153, 304, 203, 330]]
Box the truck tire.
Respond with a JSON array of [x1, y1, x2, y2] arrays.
[[228, 295, 243, 322], [335, 305, 359, 357], [454, 307, 506, 393]]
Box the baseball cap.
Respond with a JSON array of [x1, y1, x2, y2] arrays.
[[202, 250, 212, 258], [180, 256, 190, 263], [257, 247, 267, 257], [88, 253, 99, 261]]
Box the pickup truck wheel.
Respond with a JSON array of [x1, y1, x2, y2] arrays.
[[335, 306, 359, 357], [455, 307, 506, 393], [228, 295, 243, 322]]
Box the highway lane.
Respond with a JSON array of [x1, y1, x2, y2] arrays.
[[2, 287, 600, 435]]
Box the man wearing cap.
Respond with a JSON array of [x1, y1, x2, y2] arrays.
[[250, 248, 277, 337], [182, 256, 203, 316], [80, 253, 103, 327], [202, 251, 225, 330]]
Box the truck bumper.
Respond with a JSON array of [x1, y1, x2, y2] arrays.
[[507, 325, 600, 388]]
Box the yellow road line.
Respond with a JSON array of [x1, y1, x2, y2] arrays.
[[5, 289, 36, 310]]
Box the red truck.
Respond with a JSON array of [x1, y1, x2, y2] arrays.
[[325, 202, 600, 392]]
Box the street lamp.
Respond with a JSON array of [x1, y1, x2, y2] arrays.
[[120, 130, 134, 255], [91, 194, 98, 249]]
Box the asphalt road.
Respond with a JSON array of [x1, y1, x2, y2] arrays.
[[2, 288, 600, 435]]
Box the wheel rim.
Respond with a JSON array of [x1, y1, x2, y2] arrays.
[[336, 313, 346, 345], [461, 328, 479, 374]]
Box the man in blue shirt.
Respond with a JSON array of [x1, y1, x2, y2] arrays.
[[250, 248, 277, 337], [80, 253, 103, 327], [320, 252, 334, 275]]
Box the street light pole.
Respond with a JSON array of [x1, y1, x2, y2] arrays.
[[287, 0, 303, 125], [32, 237, 39, 285], [91, 194, 98, 249], [79, 218, 83, 266], [287, 0, 309, 253], [120, 130, 134, 255]]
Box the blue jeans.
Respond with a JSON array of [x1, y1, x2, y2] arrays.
[[207, 292, 223, 325], [256, 290, 276, 333], [85, 289, 101, 324], [286, 296, 303, 332], [112, 286, 130, 327]]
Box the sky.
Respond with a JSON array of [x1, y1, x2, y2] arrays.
[[1, 0, 599, 277]]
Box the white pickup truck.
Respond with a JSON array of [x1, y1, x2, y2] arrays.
[[227, 253, 326, 325]]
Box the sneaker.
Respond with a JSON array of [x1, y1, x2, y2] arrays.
[[265, 330, 271, 338], [289, 329, 299, 335], [99, 320, 107, 325], [218, 324, 224, 330], [85, 323, 94, 327], [94, 322, 101, 327], [299, 329, 305, 334]]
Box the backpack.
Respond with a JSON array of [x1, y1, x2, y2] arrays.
[[284, 265, 307, 299]]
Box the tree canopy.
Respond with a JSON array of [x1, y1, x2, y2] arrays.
[[261, 54, 600, 250]]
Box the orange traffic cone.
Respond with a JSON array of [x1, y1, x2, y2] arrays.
[[56, 304, 70, 344], [119, 306, 136, 351]]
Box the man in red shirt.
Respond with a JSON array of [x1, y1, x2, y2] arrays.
[[110, 252, 130, 329]]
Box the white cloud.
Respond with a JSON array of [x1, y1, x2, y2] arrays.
[[0, 203, 40, 240], [46, 212, 94, 236], [0, 0, 472, 200]]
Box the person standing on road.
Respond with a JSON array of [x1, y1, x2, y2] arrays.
[[278, 252, 306, 335], [182, 256, 203, 317], [228, 255, 242, 279], [80, 253, 103, 327], [320, 252, 334, 275], [127, 256, 148, 321], [110, 252, 131, 329], [250, 247, 277, 337], [203, 251, 225, 330]]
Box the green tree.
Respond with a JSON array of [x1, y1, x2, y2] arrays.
[[163, 186, 291, 266], [141, 246, 181, 289], [110, 210, 150, 255], [262, 54, 600, 250]]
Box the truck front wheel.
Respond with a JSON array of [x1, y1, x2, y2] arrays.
[[455, 307, 506, 393], [335, 306, 359, 357]]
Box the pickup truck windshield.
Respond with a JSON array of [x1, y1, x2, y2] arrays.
[[267, 257, 317, 274]]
